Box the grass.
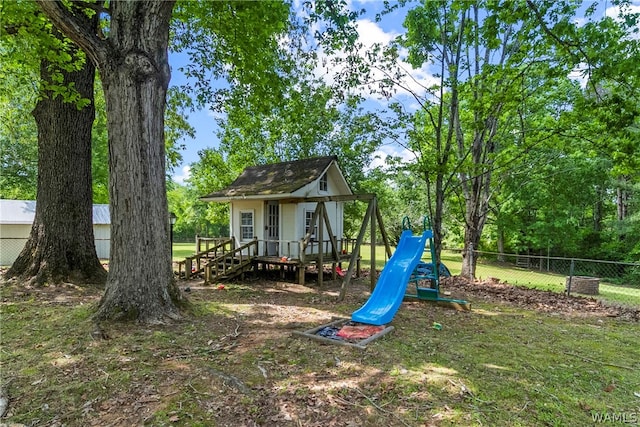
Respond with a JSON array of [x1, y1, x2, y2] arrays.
[[172, 242, 640, 307], [172, 242, 198, 261], [365, 247, 640, 308], [1, 279, 639, 426]]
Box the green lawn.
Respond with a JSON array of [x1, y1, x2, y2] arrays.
[[172, 242, 197, 261], [172, 243, 640, 308], [2, 278, 639, 426], [360, 245, 640, 308]]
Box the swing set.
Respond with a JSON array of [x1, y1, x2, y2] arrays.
[[403, 216, 471, 311]]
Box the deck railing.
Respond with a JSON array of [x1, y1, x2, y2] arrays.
[[178, 238, 234, 279], [204, 238, 259, 283], [250, 237, 357, 260], [179, 236, 360, 282]]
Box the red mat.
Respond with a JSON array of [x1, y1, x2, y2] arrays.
[[337, 325, 385, 340]]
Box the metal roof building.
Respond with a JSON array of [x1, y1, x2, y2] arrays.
[[0, 199, 111, 265]]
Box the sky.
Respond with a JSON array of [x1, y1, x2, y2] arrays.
[[169, 0, 414, 184], [168, 0, 640, 184]]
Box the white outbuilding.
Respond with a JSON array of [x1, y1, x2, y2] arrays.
[[200, 156, 353, 258], [0, 199, 110, 266]]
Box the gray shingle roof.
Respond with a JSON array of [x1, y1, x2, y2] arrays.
[[201, 156, 338, 199]]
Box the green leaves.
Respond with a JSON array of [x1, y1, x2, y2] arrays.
[[171, 0, 292, 111], [402, 1, 443, 68]]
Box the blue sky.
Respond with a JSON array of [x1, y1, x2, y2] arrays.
[[168, 0, 640, 184], [168, 0, 417, 183]]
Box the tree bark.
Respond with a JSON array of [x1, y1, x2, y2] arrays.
[[89, 2, 181, 323], [460, 115, 499, 279], [5, 28, 106, 286], [497, 225, 505, 262], [616, 177, 629, 222], [37, 1, 181, 323]]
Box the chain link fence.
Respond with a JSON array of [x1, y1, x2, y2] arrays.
[[1, 237, 110, 266], [460, 250, 640, 308], [0, 237, 29, 267]]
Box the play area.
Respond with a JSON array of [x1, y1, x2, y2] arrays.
[[177, 200, 473, 348], [3, 245, 639, 426], [294, 217, 470, 348]]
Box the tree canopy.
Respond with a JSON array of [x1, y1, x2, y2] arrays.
[[2, 0, 638, 315]]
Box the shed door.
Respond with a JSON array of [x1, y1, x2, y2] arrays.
[[265, 201, 279, 256]]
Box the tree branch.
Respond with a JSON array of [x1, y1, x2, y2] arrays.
[[526, 0, 594, 89], [35, 0, 108, 69]]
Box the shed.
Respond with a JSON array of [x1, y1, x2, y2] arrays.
[[0, 199, 111, 266], [192, 157, 391, 289], [200, 156, 353, 259]]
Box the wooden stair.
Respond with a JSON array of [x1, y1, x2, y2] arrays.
[[177, 238, 234, 279], [203, 240, 259, 283], [516, 255, 530, 269]]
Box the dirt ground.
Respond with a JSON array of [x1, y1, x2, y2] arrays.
[[440, 276, 640, 321], [2, 271, 639, 426], [5, 270, 637, 320]]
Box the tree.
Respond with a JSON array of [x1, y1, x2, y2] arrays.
[[394, 0, 593, 277], [462, 0, 640, 264], [182, 147, 234, 237], [0, 68, 38, 200], [179, 0, 381, 240], [36, 1, 181, 322], [2, 2, 106, 285], [38, 0, 303, 322]]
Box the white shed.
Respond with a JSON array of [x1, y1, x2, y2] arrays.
[[200, 156, 352, 258], [0, 199, 111, 266]]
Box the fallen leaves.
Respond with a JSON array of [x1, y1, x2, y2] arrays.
[[443, 277, 640, 320]]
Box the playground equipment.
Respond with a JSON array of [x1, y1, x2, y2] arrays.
[[404, 217, 470, 311], [295, 216, 470, 348], [351, 216, 470, 326], [351, 229, 431, 325]]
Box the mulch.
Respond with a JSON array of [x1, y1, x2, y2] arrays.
[[442, 276, 640, 321]]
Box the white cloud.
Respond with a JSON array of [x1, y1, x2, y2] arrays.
[[607, 2, 640, 40], [356, 18, 397, 45], [605, 1, 640, 18], [312, 17, 438, 105], [173, 165, 191, 185], [354, 19, 439, 103], [568, 62, 590, 88], [206, 109, 225, 120], [573, 16, 588, 27], [369, 144, 415, 170]]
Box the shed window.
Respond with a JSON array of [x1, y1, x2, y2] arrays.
[[304, 209, 317, 239], [240, 210, 254, 240], [319, 173, 328, 192]]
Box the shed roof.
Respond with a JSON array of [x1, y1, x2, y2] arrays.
[[0, 199, 110, 225], [201, 156, 351, 201]]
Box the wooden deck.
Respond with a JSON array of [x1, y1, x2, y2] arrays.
[[178, 249, 360, 285], [177, 234, 364, 285], [254, 253, 359, 285]]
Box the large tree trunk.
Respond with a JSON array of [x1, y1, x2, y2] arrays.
[[460, 162, 493, 279], [496, 224, 506, 262], [461, 209, 486, 279], [92, 2, 181, 323], [36, 1, 182, 323], [5, 29, 106, 286], [616, 176, 629, 221]]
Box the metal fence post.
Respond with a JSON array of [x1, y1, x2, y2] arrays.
[[469, 243, 474, 281], [567, 258, 575, 296]]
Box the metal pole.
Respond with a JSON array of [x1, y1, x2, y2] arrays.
[[567, 259, 575, 295], [170, 223, 174, 259], [169, 212, 177, 263], [468, 243, 474, 281]]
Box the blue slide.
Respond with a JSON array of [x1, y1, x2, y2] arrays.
[[351, 229, 430, 326]]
